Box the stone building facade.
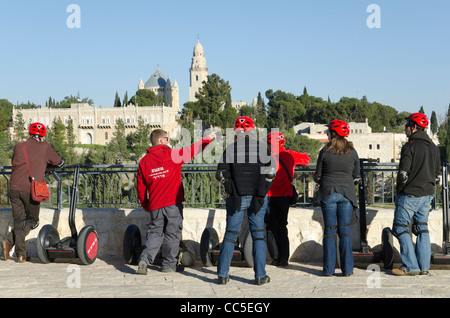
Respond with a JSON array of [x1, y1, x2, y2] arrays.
[[10, 62, 182, 145], [11, 102, 181, 145], [294, 119, 439, 162]]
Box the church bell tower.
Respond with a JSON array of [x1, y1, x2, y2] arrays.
[[189, 40, 208, 102]]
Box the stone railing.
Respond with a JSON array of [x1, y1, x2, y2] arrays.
[[0, 206, 445, 264]]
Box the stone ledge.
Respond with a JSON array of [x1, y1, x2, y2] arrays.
[[0, 207, 445, 263]]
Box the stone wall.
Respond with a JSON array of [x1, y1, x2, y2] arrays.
[[0, 207, 445, 263]]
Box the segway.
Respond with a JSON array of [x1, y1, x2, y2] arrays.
[[122, 224, 195, 267], [199, 226, 254, 267], [431, 163, 450, 264], [36, 164, 99, 265], [353, 158, 394, 269]]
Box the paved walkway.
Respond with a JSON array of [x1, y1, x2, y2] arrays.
[[1, 257, 449, 300]]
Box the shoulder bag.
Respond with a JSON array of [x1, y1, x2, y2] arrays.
[[279, 158, 298, 206]]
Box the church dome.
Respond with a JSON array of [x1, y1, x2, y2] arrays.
[[145, 66, 169, 88]]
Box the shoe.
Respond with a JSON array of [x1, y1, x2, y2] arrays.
[[162, 264, 185, 273], [218, 276, 229, 285], [278, 259, 289, 266], [420, 270, 431, 276], [1, 241, 11, 261], [391, 268, 419, 276], [270, 259, 279, 266], [343, 272, 353, 277], [137, 260, 148, 275], [255, 275, 270, 285], [17, 255, 26, 263]]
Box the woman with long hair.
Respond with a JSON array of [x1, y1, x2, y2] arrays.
[[313, 120, 360, 276]]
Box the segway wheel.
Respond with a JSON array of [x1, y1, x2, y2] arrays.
[[179, 240, 196, 267], [36, 224, 60, 264], [200, 227, 219, 266], [77, 225, 99, 265], [243, 231, 254, 267], [381, 227, 394, 269], [123, 224, 142, 265]]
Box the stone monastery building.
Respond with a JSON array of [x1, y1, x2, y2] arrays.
[[10, 41, 213, 145]]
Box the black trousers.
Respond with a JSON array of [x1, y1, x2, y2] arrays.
[[265, 196, 290, 261], [7, 190, 41, 258]]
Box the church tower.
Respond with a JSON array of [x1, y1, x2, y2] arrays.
[[189, 40, 208, 102]]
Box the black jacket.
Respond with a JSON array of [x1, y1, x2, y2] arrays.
[[397, 130, 440, 196], [218, 135, 275, 213]]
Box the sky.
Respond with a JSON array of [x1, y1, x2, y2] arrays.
[[0, 0, 449, 121]]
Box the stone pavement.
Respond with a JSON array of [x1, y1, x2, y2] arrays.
[[1, 257, 450, 300]]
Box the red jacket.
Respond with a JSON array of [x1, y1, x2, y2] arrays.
[[268, 147, 310, 197], [136, 136, 213, 212]]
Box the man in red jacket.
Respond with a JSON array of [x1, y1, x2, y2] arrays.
[[266, 131, 310, 266], [136, 128, 216, 274]]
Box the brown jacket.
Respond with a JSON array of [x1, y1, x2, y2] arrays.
[[10, 137, 63, 193]]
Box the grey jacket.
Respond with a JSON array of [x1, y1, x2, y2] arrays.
[[313, 147, 360, 208]]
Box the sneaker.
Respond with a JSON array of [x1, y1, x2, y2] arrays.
[[162, 264, 185, 273], [255, 275, 270, 285], [278, 259, 289, 266], [342, 272, 353, 277], [270, 259, 279, 266], [16, 255, 26, 263], [420, 270, 431, 276], [391, 268, 419, 276], [137, 260, 148, 275], [218, 276, 229, 285]]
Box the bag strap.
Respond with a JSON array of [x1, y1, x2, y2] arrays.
[[279, 158, 293, 184], [21, 142, 33, 180]]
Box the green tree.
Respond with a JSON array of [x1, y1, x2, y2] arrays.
[[58, 95, 94, 108], [129, 89, 165, 106], [65, 117, 77, 163], [127, 116, 151, 162], [219, 107, 238, 130], [13, 111, 27, 143], [108, 118, 130, 164], [0, 99, 13, 131], [47, 117, 67, 159], [0, 99, 13, 166], [114, 91, 121, 107], [265, 89, 306, 130], [283, 129, 322, 162], [123, 91, 128, 106], [437, 104, 450, 161], [192, 73, 232, 128], [430, 111, 438, 135]]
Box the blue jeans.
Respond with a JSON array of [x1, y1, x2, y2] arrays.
[[217, 196, 268, 279], [320, 193, 354, 275], [393, 194, 433, 272]]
